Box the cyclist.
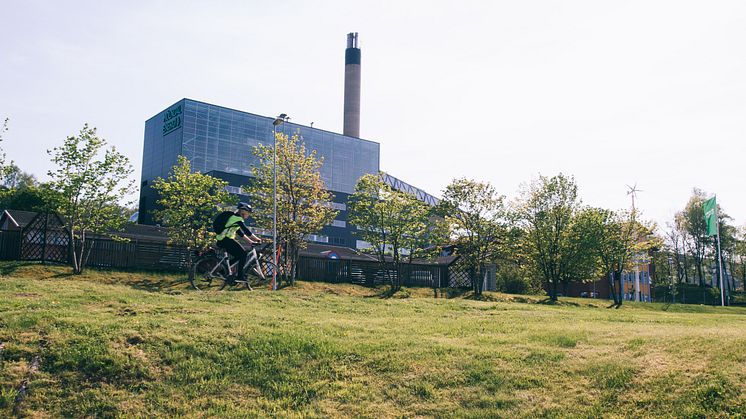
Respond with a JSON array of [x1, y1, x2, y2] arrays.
[[214, 202, 262, 284]]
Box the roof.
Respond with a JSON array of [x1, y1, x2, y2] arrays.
[[380, 172, 440, 206], [381, 253, 458, 266], [117, 223, 170, 243], [1, 209, 43, 229], [300, 243, 378, 262], [0, 210, 171, 243], [147, 98, 381, 146]]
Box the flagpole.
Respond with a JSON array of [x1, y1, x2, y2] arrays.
[[715, 197, 725, 307]]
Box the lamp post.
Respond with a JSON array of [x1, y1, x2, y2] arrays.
[[668, 255, 674, 304], [272, 113, 287, 290]]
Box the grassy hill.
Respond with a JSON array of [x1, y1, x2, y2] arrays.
[[1, 262, 745, 418]]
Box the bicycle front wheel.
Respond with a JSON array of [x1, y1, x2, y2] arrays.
[[247, 259, 280, 290]]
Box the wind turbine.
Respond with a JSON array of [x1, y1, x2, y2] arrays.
[[626, 183, 643, 213], [626, 183, 644, 302]]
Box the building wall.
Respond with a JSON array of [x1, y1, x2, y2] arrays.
[[139, 98, 381, 248], [620, 263, 653, 302], [560, 263, 653, 302]]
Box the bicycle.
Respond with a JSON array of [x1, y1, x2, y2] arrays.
[[190, 243, 281, 291]]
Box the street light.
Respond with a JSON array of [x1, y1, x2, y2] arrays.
[[271, 114, 287, 291], [668, 255, 674, 304]]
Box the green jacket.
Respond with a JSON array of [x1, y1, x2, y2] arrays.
[[216, 214, 252, 241]]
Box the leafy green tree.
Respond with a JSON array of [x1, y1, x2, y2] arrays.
[[588, 208, 659, 305], [588, 209, 635, 305], [1, 163, 37, 189], [516, 174, 592, 301], [438, 178, 509, 296], [0, 117, 17, 181], [495, 224, 543, 294], [348, 173, 431, 291], [248, 131, 337, 284], [676, 189, 711, 285], [0, 118, 8, 173], [560, 207, 604, 294], [0, 183, 63, 213], [151, 156, 235, 267], [663, 223, 686, 286], [47, 124, 134, 274], [734, 225, 746, 289]]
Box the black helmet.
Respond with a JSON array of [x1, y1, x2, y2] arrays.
[[237, 202, 252, 212]]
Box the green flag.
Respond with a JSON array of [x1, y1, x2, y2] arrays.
[[703, 196, 717, 236]]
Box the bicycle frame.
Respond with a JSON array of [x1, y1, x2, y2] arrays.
[[208, 245, 267, 285]]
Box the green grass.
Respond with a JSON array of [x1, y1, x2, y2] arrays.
[[1, 262, 745, 417]]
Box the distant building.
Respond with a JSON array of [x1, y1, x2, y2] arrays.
[[138, 98, 440, 250], [139, 98, 384, 249], [138, 33, 439, 250], [619, 260, 653, 302], [560, 258, 654, 302]]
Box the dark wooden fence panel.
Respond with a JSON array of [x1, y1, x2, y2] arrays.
[[296, 257, 449, 288], [84, 240, 136, 269], [81, 239, 192, 271], [20, 213, 69, 263], [447, 257, 473, 288], [0, 230, 21, 260]]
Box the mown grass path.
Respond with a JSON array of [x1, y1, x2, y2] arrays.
[[1, 263, 745, 417]]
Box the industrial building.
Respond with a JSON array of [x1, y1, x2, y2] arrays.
[[138, 33, 438, 249]]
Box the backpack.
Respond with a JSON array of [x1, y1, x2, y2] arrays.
[[212, 211, 234, 234]]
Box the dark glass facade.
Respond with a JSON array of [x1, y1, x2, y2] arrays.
[[139, 98, 380, 248]]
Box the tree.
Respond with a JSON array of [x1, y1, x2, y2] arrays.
[[0, 117, 17, 182], [438, 178, 509, 296], [151, 156, 234, 267], [0, 118, 8, 173], [1, 163, 37, 189], [589, 208, 659, 306], [516, 174, 587, 301], [47, 124, 134, 274], [0, 183, 63, 213], [590, 209, 636, 305], [664, 223, 686, 285], [560, 207, 605, 294], [676, 189, 711, 285], [734, 225, 746, 290], [348, 173, 430, 291], [247, 131, 337, 284]]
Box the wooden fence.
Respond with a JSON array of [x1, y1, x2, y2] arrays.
[[297, 257, 449, 288], [0, 228, 465, 289], [0, 230, 21, 260]]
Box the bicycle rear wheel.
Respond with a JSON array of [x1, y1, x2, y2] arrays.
[[190, 256, 227, 291]]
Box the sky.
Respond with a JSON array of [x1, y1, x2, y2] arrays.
[[1, 0, 744, 229]]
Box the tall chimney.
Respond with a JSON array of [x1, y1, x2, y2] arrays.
[[343, 32, 361, 138]]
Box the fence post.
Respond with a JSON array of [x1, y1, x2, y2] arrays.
[[41, 213, 49, 264], [16, 230, 22, 260]]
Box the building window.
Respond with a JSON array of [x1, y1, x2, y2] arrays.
[[356, 240, 372, 250], [330, 220, 346, 228], [308, 234, 329, 243], [225, 185, 243, 194], [330, 202, 347, 211], [329, 237, 346, 246]]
